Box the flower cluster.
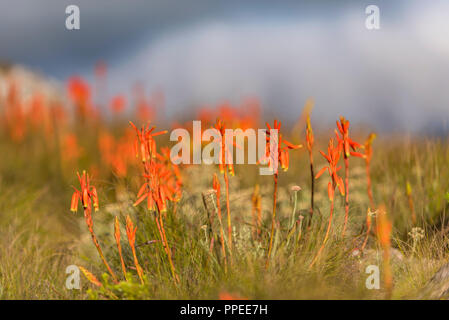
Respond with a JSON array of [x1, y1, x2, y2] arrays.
[[262, 120, 302, 174], [315, 139, 345, 200], [130, 122, 181, 212], [335, 116, 364, 158], [70, 170, 99, 214], [213, 118, 236, 176]]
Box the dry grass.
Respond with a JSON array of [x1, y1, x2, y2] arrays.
[[1, 76, 449, 300]]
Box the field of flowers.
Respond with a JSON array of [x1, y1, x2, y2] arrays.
[[1, 65, 449, 300]]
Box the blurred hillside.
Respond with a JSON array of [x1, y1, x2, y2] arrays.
[[0, 64, 62, 104]]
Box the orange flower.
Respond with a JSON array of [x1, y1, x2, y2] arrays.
[[213, 118, 237, 175], [70, 170, 99, 213], [335, 116, 364, 158], [157, 146, 183, 191], [67, 76, 90, 104], [79, 266, 102, 287], [310, 138, 345, 268], [110, 95, 126, 113], [132, 137, 181, 213], [315, 139, 345, 200], [306, 115, 314, 153], [130, 122, 179, 283], [134, 163, 181, 212], [198, 106, 215, 126], [212, 173, 220, 195], [67, 76, 95, 120], [62, 133, 82, 163], [213, 118, 239, 254], [262, 120, 302, 174], [364, 133, 376, 162], [335, 116, 363, 237], [70, 171, 118, 283], [219, 291, 248, 300], [129, 121, 166, 163], [98, 130, 134, 177], [376, 205, 393, 299], [376, 207, 392, 249], [126, 215, 137, 248], [95, 60, 107, 78]]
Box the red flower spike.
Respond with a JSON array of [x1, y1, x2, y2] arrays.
[[335, 116, 363, 238], [213, 118, 239, 175], [70, 171, 100, 213], [336, 117, 363, 157], [309, 138, 344, 268], [70, 171, 118, 283], [260, 121, 302, 174], [315, 139, 344, 199]]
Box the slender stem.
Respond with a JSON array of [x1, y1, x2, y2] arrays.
[[157, 210, 179, 283], [202, 192, 214, 253], [309, 151, 314, 227], [309, 191, 334, 268], [257, 203, 262, 238], [383, 248, 392, 299], [223, 170, 232, 254], [214, 191, 227, 271], [251, 204, 257, 239], [266, 173, 278, 269], [84, 209, 118, 283], [290, 191, 298, 229], [360, 219, 371, 252], [153, 212, 169, 255], [366, 161, 375, 209], [342, 156, 349, 237], [130, 244, 144, 284], [116, 238, 128, 281], [407, 190, 417, 226], [296, 218, 304, 245], [143, 160, 178, 283]]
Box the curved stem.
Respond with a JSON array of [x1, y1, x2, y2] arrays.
[[366, 162, 375, 209], [290, 191, 298, 229], [130, 244, 144, 284], [85, 210, 118, 283], [157, 211, 179, 284], [309, 151, 314, 227], [116, 238, 128, 281], [266, 173, 278, 269]]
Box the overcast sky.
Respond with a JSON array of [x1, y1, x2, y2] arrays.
[[1, 0, 449, 133]]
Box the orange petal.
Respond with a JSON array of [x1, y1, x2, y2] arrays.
[[315, 166, 328, 179], [133, 193, 148, 207], [328, 182, 334, 201]]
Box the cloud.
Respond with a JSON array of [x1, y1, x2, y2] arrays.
[[106, 1, 449, 132], [1, 0, 448, 132], [0, 0, 213, 73]]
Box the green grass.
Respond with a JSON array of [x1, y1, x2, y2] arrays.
[[1, 124, 449, 300]]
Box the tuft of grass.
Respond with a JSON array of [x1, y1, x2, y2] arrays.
[[0, 182, 82, 299]]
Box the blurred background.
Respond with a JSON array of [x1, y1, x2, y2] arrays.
[[0, 0, 448, 133]]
